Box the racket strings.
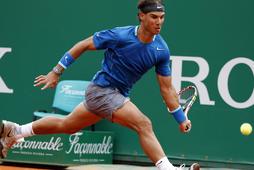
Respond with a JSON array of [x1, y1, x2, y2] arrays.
[[179, 89, 195, 111]]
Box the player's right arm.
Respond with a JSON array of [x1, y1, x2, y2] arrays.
[[68, 36, 96, 58], [34, 36, 96, 90]]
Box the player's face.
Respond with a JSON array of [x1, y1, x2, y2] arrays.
[[140, 11, 165, 35]]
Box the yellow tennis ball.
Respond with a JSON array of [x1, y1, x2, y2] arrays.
[[240, 123, 252, 136]]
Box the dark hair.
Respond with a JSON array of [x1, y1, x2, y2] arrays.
[[137, 0, 164, 10], [137, 0, 165, 21]]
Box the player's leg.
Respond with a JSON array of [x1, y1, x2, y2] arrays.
[[0, 102, 101, 158], [112, 101, 175, 170], [112, 102, 200, 170], [32, 102, 101, 135]]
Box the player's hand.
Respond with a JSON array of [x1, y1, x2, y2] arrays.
[[34, 71, 60, 90], [179, 119, 192, 133]]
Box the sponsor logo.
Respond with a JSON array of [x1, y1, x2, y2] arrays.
[[64, 56, 69, 64], [66, 133, 113, 157], [156, 47, 165, 51], [12, 133, 113, 157], [12, 136, 63, 151], [60, 85, 85, 96], [171, 56, 254, 109]]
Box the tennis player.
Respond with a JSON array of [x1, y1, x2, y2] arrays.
[[0, 0, 199, 169]]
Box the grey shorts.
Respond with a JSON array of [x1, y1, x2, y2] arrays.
[[83, 83, 130, 120]]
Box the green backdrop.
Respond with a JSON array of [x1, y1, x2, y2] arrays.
[[0, 0, 253, 168]]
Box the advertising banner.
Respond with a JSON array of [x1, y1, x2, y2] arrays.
[[3, 131, 114, 166]]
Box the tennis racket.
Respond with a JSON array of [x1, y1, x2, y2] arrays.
[[178, 85, 198, 118], [178, 85, 198, 132]]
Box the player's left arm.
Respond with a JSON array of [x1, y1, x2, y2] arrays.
[[156, 74, 191, 132], [156, 74, 179, 111]]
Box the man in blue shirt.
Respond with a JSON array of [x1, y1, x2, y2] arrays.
[[0, 0, 199, 169], [92, 25, 171, 97]]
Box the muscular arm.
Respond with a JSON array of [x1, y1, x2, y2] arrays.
[[54, 36, 96, 73], [53, 36, 96, 72], [156, 74, 179, 111], [157, 74, 192, 132], [34, 36, 96, 90], [68, 36, 96, 59]]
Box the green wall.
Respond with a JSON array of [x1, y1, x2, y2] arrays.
[[0, 0, 253, 168]]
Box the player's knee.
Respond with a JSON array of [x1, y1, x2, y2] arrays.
[[59, 119, 79, 134], [136, 116, 153, 134]]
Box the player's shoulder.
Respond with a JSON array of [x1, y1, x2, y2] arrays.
[[113, 25, 135, 30], [155, 34, 169, 51], [107, 25, 136, 44], [111, 25, 136, 37]]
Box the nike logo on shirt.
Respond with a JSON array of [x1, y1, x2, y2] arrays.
[[156, 47, 165, 51]]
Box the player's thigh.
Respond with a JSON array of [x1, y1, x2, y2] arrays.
[[63, 102, 102, 128], [112, 101, 151, 131]]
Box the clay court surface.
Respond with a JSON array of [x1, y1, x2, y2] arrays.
[[0, 164, 241, 170], [0, 164, 157, 170]]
